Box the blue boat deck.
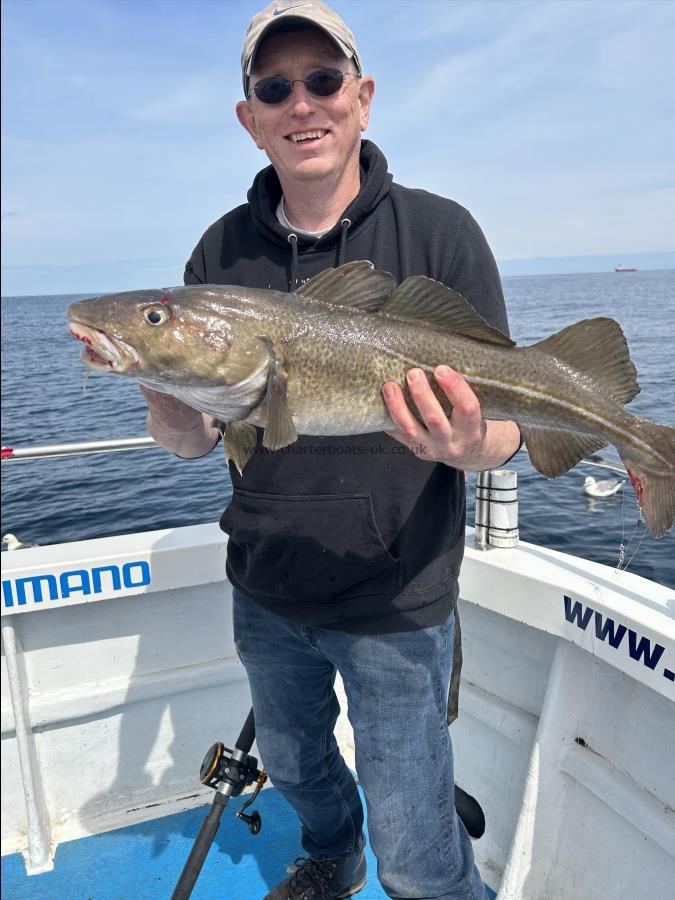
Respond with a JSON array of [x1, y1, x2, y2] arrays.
[[2, 787, 497, 899]]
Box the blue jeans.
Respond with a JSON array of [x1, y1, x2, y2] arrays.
[[233, 590, 486, 899]]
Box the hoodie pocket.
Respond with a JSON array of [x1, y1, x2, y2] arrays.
[[220, 489, 400, 603]]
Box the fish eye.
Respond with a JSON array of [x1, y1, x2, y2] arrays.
[[143, 305, 170, 326]]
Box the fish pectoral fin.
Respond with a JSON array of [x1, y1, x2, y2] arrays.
[[213, 419, 257, 475], [530, 318, 639, 406], [521, 425, 606, 478], [295, 261, 396, 311], [382, 277, 515, 346], [260, 340, 298, 451]]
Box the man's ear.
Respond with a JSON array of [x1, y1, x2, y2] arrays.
[[358, 76, 375, 132], [236, 100, 264, 149]]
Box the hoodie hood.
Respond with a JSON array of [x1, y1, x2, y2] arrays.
[[247, 140, 393, 253]]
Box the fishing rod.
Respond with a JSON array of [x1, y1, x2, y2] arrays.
[[171, 707, 486, 899], [171, 707, 267, 900]]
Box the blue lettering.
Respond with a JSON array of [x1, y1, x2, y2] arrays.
[[2, 580, 15, 608], [2, 561, 150, 611], [59, 570, 91, 598], [594, 612, 627, 648], [627, 631, 665, 670], [122, 561, 150, 588], [563, 595, 594, 630], [91, 565, 122, 593], [15, 575, 58, 605]]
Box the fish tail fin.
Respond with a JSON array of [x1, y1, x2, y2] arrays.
[[531, 317, 640, 406], [520, 318, 640, 479], [618, 418, 675, 538]]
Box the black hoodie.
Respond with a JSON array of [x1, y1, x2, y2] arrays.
[[184, 141, 509, 634]]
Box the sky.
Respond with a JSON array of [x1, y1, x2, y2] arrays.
[[2, 0, 674, 295]]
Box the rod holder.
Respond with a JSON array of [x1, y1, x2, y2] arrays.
[[474, 469, 518, 549]]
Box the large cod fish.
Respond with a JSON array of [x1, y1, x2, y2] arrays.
[[67, 261, 675, 538]]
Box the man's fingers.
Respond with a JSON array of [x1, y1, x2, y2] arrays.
[[434, 366, 483, 432], [405, 369, 452, 436], [382, 381, 423, 440]]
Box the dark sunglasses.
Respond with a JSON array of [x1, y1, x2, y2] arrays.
[[252, 68, 357, 105]]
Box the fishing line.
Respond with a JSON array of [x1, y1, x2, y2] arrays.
[[613, 485, 645, 578], [82, 370, 91, 396], [615, 481, 628, 574], [612, 480, 630, 577], [615, 540, 626, 575], [620, 519, 649, 575]]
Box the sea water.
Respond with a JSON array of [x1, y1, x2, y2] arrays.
[[2, 269, 674, 588]]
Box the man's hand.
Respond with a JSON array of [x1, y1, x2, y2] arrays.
[[139, 385, 219, 459], [382, 366, 521, 471]]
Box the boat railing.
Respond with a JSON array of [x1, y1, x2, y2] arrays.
[[1, 438, 628, 473], [2, 436, 627, 554], [1, 436, 157, 462], [577, 452, 626, 475]]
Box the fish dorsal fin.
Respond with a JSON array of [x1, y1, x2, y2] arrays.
[[295, 261, 396, 311], [381, 276, 515, 346], [531, 317, 639, 406]]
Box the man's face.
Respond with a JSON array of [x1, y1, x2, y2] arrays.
[[236, 28, 374, 185]]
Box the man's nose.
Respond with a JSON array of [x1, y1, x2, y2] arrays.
[[290, 81, 315, 116]]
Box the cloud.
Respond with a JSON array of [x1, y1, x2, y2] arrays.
[[2, 0, 674, 286]]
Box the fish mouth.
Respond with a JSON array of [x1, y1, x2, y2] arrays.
[[68, 320, 140, 373]]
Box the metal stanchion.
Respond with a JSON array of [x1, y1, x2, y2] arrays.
[[475, 469, 518, 549]]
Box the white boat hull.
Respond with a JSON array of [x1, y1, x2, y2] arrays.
[[2, 524, 674, 895]]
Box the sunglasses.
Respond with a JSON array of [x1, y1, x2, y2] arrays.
[[252, 68, 357, 105]]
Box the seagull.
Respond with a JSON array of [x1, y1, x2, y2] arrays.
[[2, 533, 39, 551], [583, 476, 625, 499]]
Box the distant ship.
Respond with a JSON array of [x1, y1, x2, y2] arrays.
[[615, 265, 637, 272]]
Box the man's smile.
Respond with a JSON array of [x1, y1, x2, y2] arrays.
[[285, 128, 329, 144]]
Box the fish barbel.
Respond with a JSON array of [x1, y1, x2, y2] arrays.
[[67, 261, 675, 537]]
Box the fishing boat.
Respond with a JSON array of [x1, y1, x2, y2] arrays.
[[614, 265, 638, 272], [1, 439, 674, 899]]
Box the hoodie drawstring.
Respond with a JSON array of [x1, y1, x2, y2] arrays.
[[337, 217, 352, 267], [287, 218, 351, 291], [287, 233, 299, 291]]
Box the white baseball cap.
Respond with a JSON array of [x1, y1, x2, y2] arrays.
[[241, 0, 363, 96]]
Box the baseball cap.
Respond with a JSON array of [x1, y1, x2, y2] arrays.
[[241, 0, 363, 96]]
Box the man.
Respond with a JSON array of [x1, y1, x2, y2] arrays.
[[142, 2, 520, 897]]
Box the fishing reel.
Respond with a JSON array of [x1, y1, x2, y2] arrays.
[[172, 709, 263, 899], [199, 741, 267, 835]]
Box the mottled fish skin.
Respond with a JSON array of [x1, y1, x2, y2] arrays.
[[67, 262, 675, 537]]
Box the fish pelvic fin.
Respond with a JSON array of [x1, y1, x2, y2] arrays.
[[295, 261, 396, 311], [260, 339, 298, 452], [531, 318, 639, 406], [619, 418, 675, 538], [213, 420, 257, 475], [521, 426, 607, 478]]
